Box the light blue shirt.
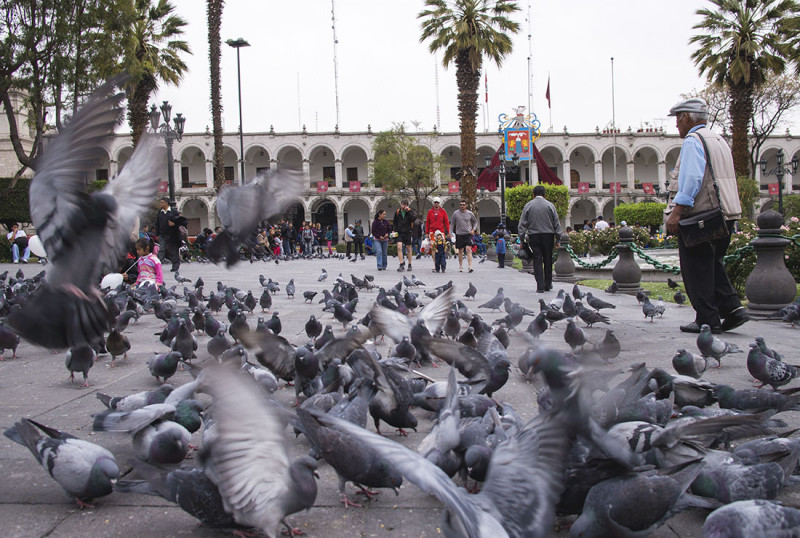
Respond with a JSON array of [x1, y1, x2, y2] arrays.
[[673, 124, 706, 207]]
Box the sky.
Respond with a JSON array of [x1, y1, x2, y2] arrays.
[[150, 0, 798, 138]]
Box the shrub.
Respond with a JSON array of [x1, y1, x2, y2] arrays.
[[613, 202, 667, 228], [506, 184, 569, 221], [566, 226, 653, 256], [783, 195, 800, 221], [737, 176, 759, 219], [0, 177, 32, 228]]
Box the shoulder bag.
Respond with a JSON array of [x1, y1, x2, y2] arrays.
[[678, 132, 730, 247]]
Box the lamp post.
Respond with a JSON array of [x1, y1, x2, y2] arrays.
[[226, 37, 250, 185], [760, 150, 799, 215], [149, 101, 186, 210], [485, 151, 520, 226]]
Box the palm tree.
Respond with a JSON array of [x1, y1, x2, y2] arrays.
[[418, 0, 520, 208], [121, 0, 191, 146], [690, 0, 800, 179], [207, 0, 226, 190]]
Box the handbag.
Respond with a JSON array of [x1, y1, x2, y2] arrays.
[[678, 132, 730, 247]]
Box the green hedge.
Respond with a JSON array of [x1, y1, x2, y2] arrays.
[[737, 176, 759, 220], [567, 226, 654, 256], [613, 202, 667, 228], [506, 184, 569, 221], [0, 178, 32, 228]]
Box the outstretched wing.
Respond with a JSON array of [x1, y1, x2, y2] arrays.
[[418, 287, 456, 335]]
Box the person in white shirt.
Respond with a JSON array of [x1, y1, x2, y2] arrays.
[[594, 215, 610, 230], [6, 223, 30, 263]]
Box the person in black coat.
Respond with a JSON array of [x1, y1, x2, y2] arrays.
[[154, 197, 185, 272]]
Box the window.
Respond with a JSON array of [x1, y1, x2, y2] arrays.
[[322, 166, 335, 184], [181, 167, 190, 187], [346, 167, 358, 181], [256, 167, 269, 175], [224, 166, 234, 184], [450, 167, 460, 180], [96, 169, 109, 181]]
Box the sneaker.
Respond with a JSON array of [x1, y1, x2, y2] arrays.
[[13, 260, 18, 264], [21, 259, 28, 264], [397, 263, 405, 272], [407, 265, 412, 271], [468, 268, 473, 273], [416, 254, 422, 259], [459, 267, 463, 272], [680, 322, 722, 334], [721, 307, 750, 332]]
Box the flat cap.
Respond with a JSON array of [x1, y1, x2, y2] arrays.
[[668, 97, 708, 116]]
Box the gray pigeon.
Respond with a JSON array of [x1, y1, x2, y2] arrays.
[[672, 348, 708, 379], [674, 289, 686, 306], [148, 351, 183, 383], [642, 296, 658, 322], [9, 76, 160, 348], [198, 365, 319, 537], [65, 344, 96, 387], [96, 384, 174, 412], [703, 499, 800, 538], [594, 329, 621, 362], [0, 323, 21, 359], [746, 343, 799, 389], [464, 282, 477, 300], [318, 268, 328, 282], [286, 278, 295, 299], [564, 319, 586, 350], [478, 287, 504, 311], [207, 170, 302, 267], [697, 324, 742, 365], [4, 418, 119, 507], [585, 292, 616, 312]]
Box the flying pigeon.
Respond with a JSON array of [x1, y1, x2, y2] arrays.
[[9, 76, 161, 348]]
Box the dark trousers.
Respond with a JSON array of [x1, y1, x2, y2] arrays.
[[353, 240, 364, 257], [435, 249, 446, 271], [678, 222, 741, 328], [530, 233, 555, 291], [346, 241, 353, 256], [158, 239, 180, 271], [497, 252, 505, 268]]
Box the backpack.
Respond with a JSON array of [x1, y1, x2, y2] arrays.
[[302, 228, 313, 240]]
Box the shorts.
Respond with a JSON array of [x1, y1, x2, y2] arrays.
[[397, 233, 412, 244], [455, 234, 472, 250]]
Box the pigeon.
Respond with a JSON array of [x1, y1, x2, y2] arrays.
[[526, 312, 549, 339], [4, 418, 119, 508], [258, 288, 272, 312], [203, 311, 225, 337], [207, 331, 233, 360], [714, 385, 800, 412], [318, 268, 328, 282], [604, 281, 618, 294], [746, 343, 800, 389], [572, 284, 586, 300], [96, 384, 174, 412], [548, 289, 566, 311], [702, 499, 800, 538], [174, 271, 191, 284], [642, 296, 658, 322], [564, 319, 586, 350], [636, 290, 648, 304], [242, 291, 257, 313], [594, 329, 621, 362], [575, 301, 611, 327], [65, 344, 96, 387], [0, 323, 21, 360], [667, 277, 680, 289], [9, 76, 161, 348], [672, 348, 708, 379], [303, 291, 318, 303], [198, 365, 319, 537], [105, 326, 131, 367], [697, 324, 742, 365], [411, 274, 426, 287], [305, 315, 322, 340], [285, 279, 295, 299], [206, 170, 302, 267], [584, 292, 616, 312], [147, 351, 183, 383], [478, 287, 504, 311], [674, 289, 686, 306]]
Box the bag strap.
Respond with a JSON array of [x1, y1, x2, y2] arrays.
[[691, 131, 723, 209]]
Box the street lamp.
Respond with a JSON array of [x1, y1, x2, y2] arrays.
[[149, 101, 185, 209], [226, 37, 250, 185], [485, 151, 520, 225], [760, 150, 799, 215]]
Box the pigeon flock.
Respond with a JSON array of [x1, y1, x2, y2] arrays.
[[5, 78, 800, 538]]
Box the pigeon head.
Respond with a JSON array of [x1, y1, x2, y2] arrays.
[[87, 455, 120, 498]]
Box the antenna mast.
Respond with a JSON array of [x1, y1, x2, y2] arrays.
[[331, 0, 341, 129]]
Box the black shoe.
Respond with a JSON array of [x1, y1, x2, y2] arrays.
[[680, 322, 722, 334], [545, 286, 552, 291], [721, 307, 750, 332], [407, 265, 412, 271], [397, 263, 405, 272], [537, 289, 545, 293]]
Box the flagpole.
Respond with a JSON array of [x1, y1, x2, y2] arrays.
[[611, 57, 618, 210], [547, 71, 552, 132]]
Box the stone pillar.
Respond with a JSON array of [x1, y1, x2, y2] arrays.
[[530, 160, 539, 185], [594, 161, 603, 191], [611, 225, 643, 295], [270, 159, 278, 171], [745, 209, 796, 312], [553, 232, 579, 282], [110, 159, 119, 178], [562, 161, 571, 188], [205, 159, 214, 189], [334, 159, 343, 189], [626, 161, 635, 190], [303, 159, 311, 187], [657, 161, 667, 193]]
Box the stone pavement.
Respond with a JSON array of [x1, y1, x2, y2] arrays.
[[0, 254, 798, 538]]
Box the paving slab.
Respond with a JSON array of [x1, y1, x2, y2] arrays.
[[0, 255, 797, 537]]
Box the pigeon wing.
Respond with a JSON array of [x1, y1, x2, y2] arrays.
[[418, 287, 456, 335], [420, 335, 490, 393], [369, 305, 412, 343]]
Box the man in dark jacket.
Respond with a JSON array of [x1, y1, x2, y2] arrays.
[[393, 199, 416, 272], [352, 219, 365, 260], [154, 197, 183, 272]]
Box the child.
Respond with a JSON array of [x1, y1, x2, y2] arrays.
[[433, 230, 447, 273], [495, 233, 506, 269], [134, 237, 164, 287]]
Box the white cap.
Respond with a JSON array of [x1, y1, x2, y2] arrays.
[[433, 197, 441, 203]]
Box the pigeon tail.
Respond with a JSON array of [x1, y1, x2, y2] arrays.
[[9, 284, 112, 348], [206, 231, 240, 268]]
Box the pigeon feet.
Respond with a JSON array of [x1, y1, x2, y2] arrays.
[[339, 494, 363, 508], [396, 428, 410, 437], [355, 486, 380, 499], [75, 498, 95, 509]]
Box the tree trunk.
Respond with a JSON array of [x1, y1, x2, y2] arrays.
[[127, 74, 156, 147], [207, 0, 225, 191], [455, 50, 480, 210], [728, 80, 753, 179]]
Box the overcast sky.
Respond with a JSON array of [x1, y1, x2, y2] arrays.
[[150, 0, 798, 138]]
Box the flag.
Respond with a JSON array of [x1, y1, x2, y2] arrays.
[[448, 181, 460, 194], [609, 182, 622, 194], [577, 182, 590, 194], [316, 181, 328, 193], [642, 182, 655, 194], [768, 183, 779, 194], [349, 180, 361, 192], [545, 76, 551, 109]]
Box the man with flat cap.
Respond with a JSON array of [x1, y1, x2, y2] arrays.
[[664, 97, 748, 334]]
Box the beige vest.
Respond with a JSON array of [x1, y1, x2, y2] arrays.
[[668, 127, 742, 221]]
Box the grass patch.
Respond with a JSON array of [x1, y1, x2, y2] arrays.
[[577, 279, 690, 305]]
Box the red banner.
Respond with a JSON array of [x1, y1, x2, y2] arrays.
[[609, 182, 622, 194], [317, 181, 329, 193], [768, 183, 779, 194], [642, 182, 655, 194], [448, 181, 460, 194], [577, 182, 590, 193], [349, 180, 361, 192], [158, 182, 168, 193]]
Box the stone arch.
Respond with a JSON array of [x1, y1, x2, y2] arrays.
[[375, 196, 402, 219], [245, 144, 271, 177], [539, 145, 565, 184], [601, 145, 628, 187], [116, 146, 135, 173], [568, 144, 597, 185], [93, 148, 112, 182], [310, 197, 339, 237], [282, 200, 306, 230], [178, 197, 211, 235], [600, 199, 617, 224], [308, 144, 336, 187], [341, 145, 369, 187], [665, 146, 681, 179], [569, 198, 600, 229], [633, 145, 660, 187], [275, 145, 303, 175], [476, 198, 500, 233], [440, 144, 462, 181], [178, 145, 208, 187], [342, 197, 370, 228], [221, 145, 239, 184]]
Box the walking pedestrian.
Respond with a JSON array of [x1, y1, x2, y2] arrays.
[[451, 200, 477, 273], [518, 185, 562, 292]]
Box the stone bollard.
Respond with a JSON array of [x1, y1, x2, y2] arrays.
[[745, 210, 797, 313], [611, 225, 643, 295], [554, 232, 579, 282]]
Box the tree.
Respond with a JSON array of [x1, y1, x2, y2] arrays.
[[207, 0, 225, 191], [372, 124, 446, 215], [418, 0, 520, 209], [96, 0, 191, 146], [687, 74, 800, 175], [690, 0, 800, 179]]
